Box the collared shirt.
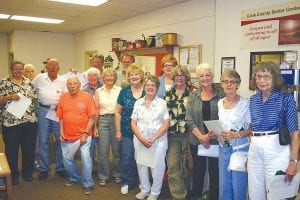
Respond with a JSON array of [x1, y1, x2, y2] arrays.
[[165, 87, 190, 135], [250, 90, 298, 133], [96, 85, 121, 115], [32, 73, 67, 106], [82, 82, 103, 97], [131, 96, 170, 145], [0, 75, 37, 127], [218, 96, 250, 149]]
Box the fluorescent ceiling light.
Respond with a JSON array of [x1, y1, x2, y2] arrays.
[[48, 0, 108, 6], [0, 14, 10, 19], [10, 15, 64, 24]]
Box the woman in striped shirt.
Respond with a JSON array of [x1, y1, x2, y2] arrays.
[[248, 61, 298, 200]]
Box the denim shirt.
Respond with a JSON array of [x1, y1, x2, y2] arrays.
[[185, 85, 224, 145], [157, 75, 175, 99]]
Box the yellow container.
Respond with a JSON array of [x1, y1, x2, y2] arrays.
[[162, 33, 177, 46]]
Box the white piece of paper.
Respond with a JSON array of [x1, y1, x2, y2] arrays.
[[197, 144, 219, 157], [136, 143, 157, 168], [267, 173, 300, 200], [203, 120, 225, 144], [6, 93, 32, 119], [45, 105, 59, 122]]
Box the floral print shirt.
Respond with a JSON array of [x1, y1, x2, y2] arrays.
[[0, 75, 37, 127], [165, 87, 190, 135]]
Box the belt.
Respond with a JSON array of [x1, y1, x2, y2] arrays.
[[252, 131, 279, 137], [100, 113, 115, 117], [39, 102, 50, 108]]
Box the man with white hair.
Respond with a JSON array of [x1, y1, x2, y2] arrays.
[[82, 67, 103, 164]]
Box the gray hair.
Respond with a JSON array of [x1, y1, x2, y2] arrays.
[[24, 64, 35, 70], [85, 67, 101, 79], [196, 63, 213, 76]]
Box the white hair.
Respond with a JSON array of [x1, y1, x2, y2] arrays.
[[84, 67, 101, 79], [196, 63, 213, 76]]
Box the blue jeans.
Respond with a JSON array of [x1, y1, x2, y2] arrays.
[[97, 114, 120, 180], [219, 146, 248, 200], [120, 136, 139, 188], [90, 136, 97, 161], [61, 136, 94, 188], [37, 107, 64, 172]]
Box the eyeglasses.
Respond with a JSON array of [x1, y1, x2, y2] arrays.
[[175, 74, 185, 78], [164, 64, 174, 68], [221, 80, 239, 85], [255, 74, 272, 81]]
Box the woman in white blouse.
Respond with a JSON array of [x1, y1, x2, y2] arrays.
[[94, 68, 122, 186], [131, 75, 170, 200], [218, 69, 251, 200]]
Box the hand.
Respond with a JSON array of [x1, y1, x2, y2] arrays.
[[69, 68, 78, 74], [11, 93, 20, 101], [94, 129, 99, 137], [208, 131, 218, 140], [284, 161, 297, 182], [221, 131, 237, 141], [203, 142, 210, 149], [80, 134, 87, 144], [60, 135, 66, 142], [141, 138, 152, 148], [116, 131, 122, 142]]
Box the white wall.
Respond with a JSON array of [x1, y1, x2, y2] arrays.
[[74, 0, 215, 72], [9, 30, 74, 74], [0, 33, 8, 77], [215, 0, 300, 98]]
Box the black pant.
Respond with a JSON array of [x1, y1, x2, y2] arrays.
[[190, 143, 219, 200], [2, 122, 37, 178]]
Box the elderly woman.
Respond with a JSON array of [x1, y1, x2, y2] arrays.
[[0, 61, 38, 185], [157, 54, 177, 98], [131, 75, 170, 200], [24, 64, 37, 81], [248, 61, 298, 200], [82, 67, 102, 162], [218, 69, 251, 200], [165, 65, 191, 200], [185, 63, 224, 200], [94, 68, 121, 186], [115, 64, 145, 195]]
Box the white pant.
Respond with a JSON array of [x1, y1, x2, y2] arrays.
[[248, 134, 290, 200], [134, 138, 167, 195]]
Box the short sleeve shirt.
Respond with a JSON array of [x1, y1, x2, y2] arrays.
[[117, 86, 145, 137]]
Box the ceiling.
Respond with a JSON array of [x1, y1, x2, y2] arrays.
[[0, 0, 189, 34]]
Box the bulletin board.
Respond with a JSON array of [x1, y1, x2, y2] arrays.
[[179, 45, 202, 79]]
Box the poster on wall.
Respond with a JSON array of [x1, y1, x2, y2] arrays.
[[240, 1, 300, 49]]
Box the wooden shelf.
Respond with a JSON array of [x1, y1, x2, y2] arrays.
[[112, 45, 178, 61]]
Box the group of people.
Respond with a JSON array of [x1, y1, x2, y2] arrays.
[[0, 52, 298, 200]]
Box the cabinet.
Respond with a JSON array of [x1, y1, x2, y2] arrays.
[[112, 45, 177, 76]]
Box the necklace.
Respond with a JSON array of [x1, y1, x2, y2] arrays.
[[223, 95, 240, 109]]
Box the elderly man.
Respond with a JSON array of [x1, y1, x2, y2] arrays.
[[82, 67, 102, 163], [64, 53, 104, 86], [56, 77, 96, 195], [116, 53, 135, 87], [32, 58, 66, 180]]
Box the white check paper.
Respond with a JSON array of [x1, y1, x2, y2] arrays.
[[6, 93, 31, 119]]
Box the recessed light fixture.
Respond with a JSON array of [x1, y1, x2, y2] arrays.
[[48, 0, 108, 7], [10, 15, 64, 24], [0, 14, 10, 19]]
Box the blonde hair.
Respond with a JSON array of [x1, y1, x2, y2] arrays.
[[102, 68, 118, 84], [126, 64, 144, 82]]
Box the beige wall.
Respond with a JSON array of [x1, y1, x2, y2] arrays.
[[0, 34, 8, 78], [73, 0, 216, 72]]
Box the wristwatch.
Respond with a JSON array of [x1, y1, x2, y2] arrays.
[[290, 159, 298, 164]]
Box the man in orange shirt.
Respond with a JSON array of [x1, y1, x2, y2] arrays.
[[56, 77, 96, 195]]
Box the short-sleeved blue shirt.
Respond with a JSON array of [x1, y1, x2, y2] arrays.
[[250, 91, 298, 133], [117, 86, 145, 137]]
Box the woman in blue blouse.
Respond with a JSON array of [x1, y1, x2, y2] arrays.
[[115, 64, 145, 195], [248, 61, 298, 200]]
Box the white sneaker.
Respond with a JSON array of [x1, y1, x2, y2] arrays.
[[147, 194, 159, 200], [135, 191, 150, 200], [120, 185, 129, 195]]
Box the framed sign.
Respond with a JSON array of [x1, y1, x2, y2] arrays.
[[179, 45, 202, 79], [221, 57, 235, 74]]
